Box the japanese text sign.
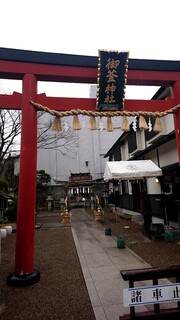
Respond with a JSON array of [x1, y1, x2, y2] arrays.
[[123, 282, 180, 307], [96, 50, 129, 111]]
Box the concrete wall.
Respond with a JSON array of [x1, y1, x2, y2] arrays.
[[37, 114, 121, 182]]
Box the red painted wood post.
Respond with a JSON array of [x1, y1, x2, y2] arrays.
[[7, 74, 40, 286], [172, 81, 180, 163]]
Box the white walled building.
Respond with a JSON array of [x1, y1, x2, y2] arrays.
[[37, 85, 121, 183], [37, 114, 121, 183], [104, 112, 180, 228]]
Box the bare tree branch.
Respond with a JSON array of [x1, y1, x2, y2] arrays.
[[37, 112, 77, 156], [0, 110, 78, 176]]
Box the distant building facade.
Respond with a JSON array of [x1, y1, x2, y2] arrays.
[[37, 85, 121, 184]]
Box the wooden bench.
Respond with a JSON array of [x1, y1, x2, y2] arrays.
[[120, 265, 180, 319]]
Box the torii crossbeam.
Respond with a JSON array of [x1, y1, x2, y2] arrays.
[[1, 47, 180, 286]]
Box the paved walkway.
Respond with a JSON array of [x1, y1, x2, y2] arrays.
[[71, 208, 152, 320]]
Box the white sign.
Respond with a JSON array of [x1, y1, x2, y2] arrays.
[[123, 283, 180, 307]]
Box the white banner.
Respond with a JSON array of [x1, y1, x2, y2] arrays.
[[123, 282, 180, 307]]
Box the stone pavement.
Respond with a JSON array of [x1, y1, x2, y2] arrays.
[[71, 208, 153, 320]]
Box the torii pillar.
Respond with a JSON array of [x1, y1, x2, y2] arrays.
[[7, 74, 40, 286], [172, 81, 180, 162]]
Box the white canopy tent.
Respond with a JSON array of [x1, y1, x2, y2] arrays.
[[104, 160, 162, 181]]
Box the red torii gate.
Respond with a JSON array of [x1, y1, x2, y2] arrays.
[[1, 47, 180, 286]]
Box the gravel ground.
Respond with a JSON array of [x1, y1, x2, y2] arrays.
[[86, 207, 180, 269], [1, 207, 180, 319], [0, 214, 96, 320]]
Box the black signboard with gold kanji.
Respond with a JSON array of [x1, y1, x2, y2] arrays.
[[96, 50, 129, 111]]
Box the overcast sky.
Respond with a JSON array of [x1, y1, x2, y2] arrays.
[[1, 0, 180, 99]]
